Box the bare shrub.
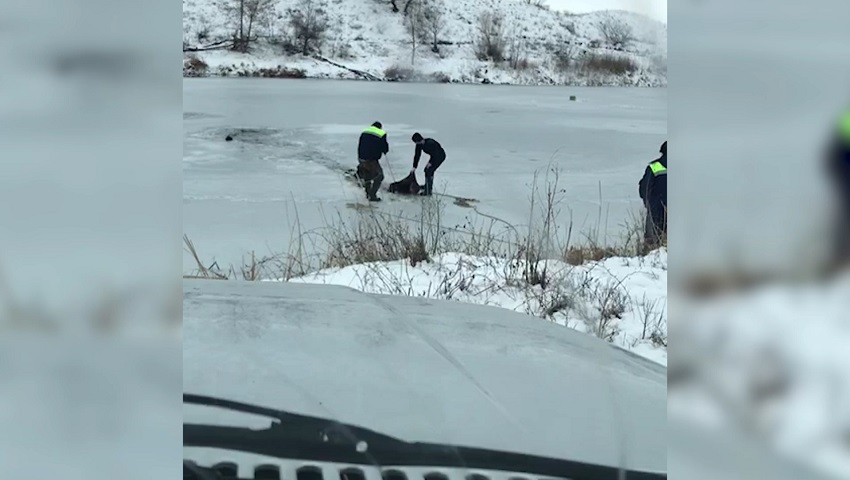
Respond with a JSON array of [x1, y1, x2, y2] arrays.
[[506, 33, 531, 70], [591, 280, 628, 342], [195, 18, 212, 43], [475, 11, 505, 61], [430, 71, 451, 83], [183, 54, 209, 77], [580, 52, 639, 75], [255, 66, 307, 78], [288, 0, 329, 55], [384, 64, 415, 81], [634, 294, 667, 346], [564, 245, 620, 266], [321, 198, 444, 268], [552, 44, 578, 72], [597, 16, 635, 49]]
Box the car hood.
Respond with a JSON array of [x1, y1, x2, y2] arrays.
[[183, 279, 666, 473]]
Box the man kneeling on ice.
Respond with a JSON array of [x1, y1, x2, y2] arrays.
[[410, 132, 446, 196], [357, 122, 389, 202]]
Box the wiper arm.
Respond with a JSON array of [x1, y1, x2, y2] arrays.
[[184, 393, 665, 480]]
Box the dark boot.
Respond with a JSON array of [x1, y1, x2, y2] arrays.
[[420, 176, 434, 196], [367, 177, 382, 202]]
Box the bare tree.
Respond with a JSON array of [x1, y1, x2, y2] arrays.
[[475, 10, 505, 62], [597, 17, 636, 49], [404, 0, 425, 65], [506, 38, 529, 70], [547, 34, 578, 72], [421, 0, 445, 53], [288, 0, 329, 56], [217, 0, 277, 52], [524, 0, 547, 7], [403, 0, 416, 15]]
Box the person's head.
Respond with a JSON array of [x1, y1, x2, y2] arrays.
[[372, 121, 382, 129], [660, 141, 667, 155], [411, 132, 424, 144]]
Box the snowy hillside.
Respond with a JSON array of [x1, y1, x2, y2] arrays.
[[183, 0, 667, 86]]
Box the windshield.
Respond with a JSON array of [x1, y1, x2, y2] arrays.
[[183, 35, 667, 477]]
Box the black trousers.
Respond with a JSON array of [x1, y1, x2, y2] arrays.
[[422, 155, 445, 195], [644, 204, 667, 249]]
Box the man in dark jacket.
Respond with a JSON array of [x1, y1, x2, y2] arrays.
[[639, 141, 667, 249], [357, 122, 389, 202], [827, 110, 850, 268], [410, 132, 446, 196]]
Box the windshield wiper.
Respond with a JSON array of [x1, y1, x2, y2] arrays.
[[184, 393, 665, 480]]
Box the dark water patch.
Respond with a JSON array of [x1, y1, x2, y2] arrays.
[[189, 126, 301, 149]]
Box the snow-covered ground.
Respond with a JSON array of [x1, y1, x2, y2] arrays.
[[183, 0, 667, 86], [668, 272, 850, 479], [280, 249, 668, 365]]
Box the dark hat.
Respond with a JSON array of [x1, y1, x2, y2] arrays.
[[411, 132, 423, 142], [660, 141, 666, 155], [372, 121, 382, 129]]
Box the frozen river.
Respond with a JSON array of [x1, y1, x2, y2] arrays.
[[183, 79, 666, 273]]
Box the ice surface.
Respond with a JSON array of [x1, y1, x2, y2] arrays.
[[183, 79, 667, 272]]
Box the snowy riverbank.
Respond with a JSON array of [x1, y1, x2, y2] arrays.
[[274, 249, 668, 365], [183, 0, 666, 86]]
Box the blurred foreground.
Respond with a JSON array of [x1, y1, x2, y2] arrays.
[[670, 0, 850, 478], [0, 0, 181, 478]]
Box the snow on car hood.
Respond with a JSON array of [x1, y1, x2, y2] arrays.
[[183, 279, 666, 473]]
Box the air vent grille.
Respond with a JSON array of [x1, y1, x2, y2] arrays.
[[183, 459, 558, 480]]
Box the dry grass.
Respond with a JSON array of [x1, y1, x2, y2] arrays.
[[183, 163, 664, 282], [181, 166, 668, 346], [429, 71, 452, 83], [580, 53, 639, 76], [384, 64, 416, 81], [183, 54, 209, 77], [253, 66, 307, 78]]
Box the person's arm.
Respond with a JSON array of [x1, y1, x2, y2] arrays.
[[412, 143, 423, 169], [382, 135, 389, 155], [638, 167, 651, 202]]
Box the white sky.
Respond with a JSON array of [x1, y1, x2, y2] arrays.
[[545, 0, 667, 23]]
